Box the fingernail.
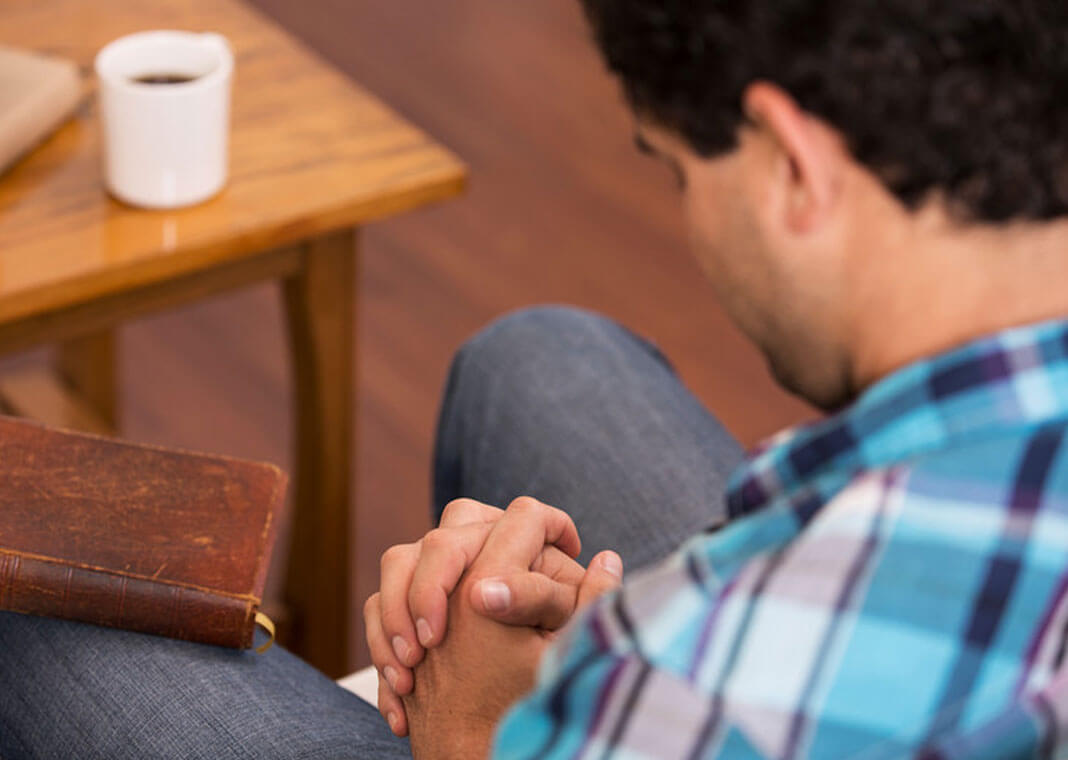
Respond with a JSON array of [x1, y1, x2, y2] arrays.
[[601, 552, 623, 579], [480, 579, 511, 612], [392, 635, 411, 664], [416, 617, 433, 646], [383, 665, 399, 691], [387, 711, 399, 732]]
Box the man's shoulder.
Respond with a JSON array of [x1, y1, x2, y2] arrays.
[[588, 420, 1068, 750], [829, 418, 1068, 523]]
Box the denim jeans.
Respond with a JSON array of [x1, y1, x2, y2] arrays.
[[0, 306, 743, 759]]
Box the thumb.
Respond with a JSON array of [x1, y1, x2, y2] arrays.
[[576, 551, 623, 611], [470, 572, 578, 630]]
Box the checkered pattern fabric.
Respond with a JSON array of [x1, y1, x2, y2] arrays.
[[492, 319, 1068, 759]]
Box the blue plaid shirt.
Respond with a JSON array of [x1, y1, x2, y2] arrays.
[[492, 319, 1068, 759]]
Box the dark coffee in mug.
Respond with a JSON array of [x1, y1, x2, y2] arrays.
[[131, 73, 197, 85]]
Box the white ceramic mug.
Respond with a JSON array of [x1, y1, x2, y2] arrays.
[[94, 31, 233, 209]]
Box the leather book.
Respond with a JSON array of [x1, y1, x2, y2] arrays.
[[0, 45, 83, 174], [0, 415, 287, 649]]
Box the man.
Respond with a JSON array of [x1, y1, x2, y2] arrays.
[[365, 0, 1068, 757], [3, 0, 1068, 758]]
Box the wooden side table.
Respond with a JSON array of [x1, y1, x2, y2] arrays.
[[0, 0, 466, 677]]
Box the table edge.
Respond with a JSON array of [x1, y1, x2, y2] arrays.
[[0, 166, 467, 327]]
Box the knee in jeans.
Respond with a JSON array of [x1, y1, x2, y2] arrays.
[[439, 306, 612, 411], [458, 305, 625, 369], [440, 305, 671, 420]]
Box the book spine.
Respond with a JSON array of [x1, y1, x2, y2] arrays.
[[0, 551, 255, 649]]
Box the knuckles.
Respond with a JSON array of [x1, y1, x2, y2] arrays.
[[420, 527, 453, 554], [440, 497, 482, 523], [507, 495, 544, 516], [363, 592, 380, 621], [380, 542, 416, 572]]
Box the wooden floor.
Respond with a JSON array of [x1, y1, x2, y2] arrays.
[[3, 0, 813, 666]]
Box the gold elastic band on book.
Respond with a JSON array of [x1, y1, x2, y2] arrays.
[[254, 611, 276, 654]]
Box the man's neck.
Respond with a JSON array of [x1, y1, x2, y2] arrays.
[[849, 210, 1068, 392]]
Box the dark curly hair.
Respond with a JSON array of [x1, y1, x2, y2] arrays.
[[579, 0, 1068, 222]]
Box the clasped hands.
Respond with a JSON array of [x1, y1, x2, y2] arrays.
[[363, 497, 623, 759]]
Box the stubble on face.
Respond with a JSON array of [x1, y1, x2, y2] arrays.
[[640, 124, 857, 411], [689, 219, 853, 412]]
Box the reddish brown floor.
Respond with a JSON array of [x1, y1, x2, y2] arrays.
[[3, 0, 814, 666]]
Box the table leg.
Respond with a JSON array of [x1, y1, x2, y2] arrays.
[[0, 330, 120, 435], [57, 331, 119, 431], [282, 227, 357, 677]]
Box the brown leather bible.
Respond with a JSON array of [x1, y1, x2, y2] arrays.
[[0, 415, 287, 649]]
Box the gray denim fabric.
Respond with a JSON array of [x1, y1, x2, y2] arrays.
[[433, 306, 743, 571], [0, 306, 742, 759]]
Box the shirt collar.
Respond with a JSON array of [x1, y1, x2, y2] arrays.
[[726, 318, 1068, 519]]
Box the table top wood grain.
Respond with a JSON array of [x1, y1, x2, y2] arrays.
[[0, 0, 466, 325]]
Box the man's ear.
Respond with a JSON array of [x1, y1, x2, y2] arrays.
[[742, 81, 843, 234]]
